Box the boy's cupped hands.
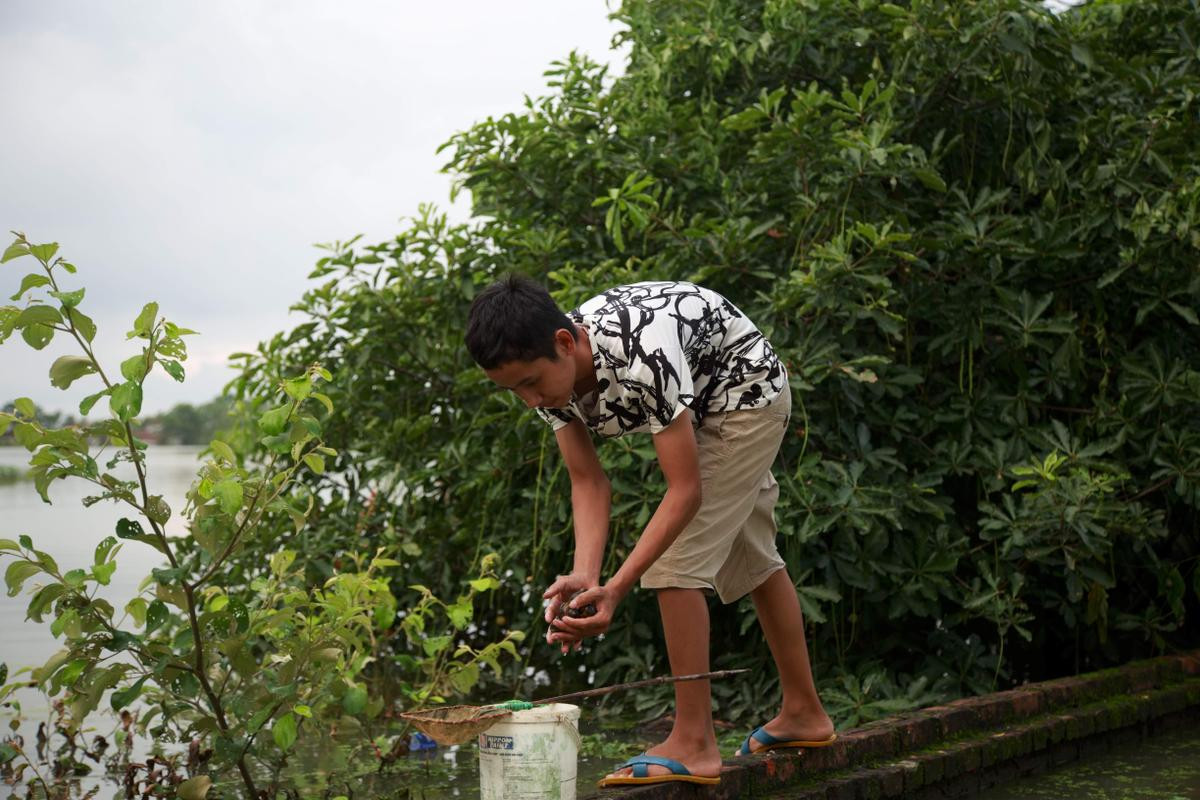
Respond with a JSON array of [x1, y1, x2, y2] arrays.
[[542, 573, 626, 654]]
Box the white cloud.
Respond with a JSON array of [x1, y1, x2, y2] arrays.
[[1, 1, 625, 414]]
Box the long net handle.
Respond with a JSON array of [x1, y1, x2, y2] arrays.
[[533, 668, 749, 706]]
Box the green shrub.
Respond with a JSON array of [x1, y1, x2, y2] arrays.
[[232, 0, 1199, 722], [0, 235, 521, 797]]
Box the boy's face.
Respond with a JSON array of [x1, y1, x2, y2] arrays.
[[485, 328, 579, 409]]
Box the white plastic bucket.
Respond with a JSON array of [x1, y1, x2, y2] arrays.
[[478, 703, 581, 800]]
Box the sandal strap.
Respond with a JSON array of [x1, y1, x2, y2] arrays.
[[739, 725, 786, 755], [618, 754, 692, 778]]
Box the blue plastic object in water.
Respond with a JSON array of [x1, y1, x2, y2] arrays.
[[410, 731, 438, 751]]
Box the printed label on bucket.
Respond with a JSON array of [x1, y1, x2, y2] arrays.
[[478, 705, 579, 800], [481, 734, 514, 750]]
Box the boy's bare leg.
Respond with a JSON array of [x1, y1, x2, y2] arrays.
[[748, 567, 835, 748], [606, 587, 723, 779]]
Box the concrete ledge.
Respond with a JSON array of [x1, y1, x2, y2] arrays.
[[583, 650, 1200, 799]]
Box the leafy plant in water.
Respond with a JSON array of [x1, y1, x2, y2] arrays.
[[0, 234, 521, 798]]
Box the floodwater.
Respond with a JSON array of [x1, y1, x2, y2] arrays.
[[0, 445, 647, 796], [0, 445, 200, 676], [974, 725, 1200, 800]]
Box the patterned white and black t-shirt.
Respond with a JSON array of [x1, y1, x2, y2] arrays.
[[536, 281, 786, 437]]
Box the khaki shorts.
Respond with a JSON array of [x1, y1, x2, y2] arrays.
[[641, 389, 791, 603]]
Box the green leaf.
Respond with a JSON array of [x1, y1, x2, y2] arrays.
[[95, 535, 119, 565], [145, 495, 171, 525], [15, 305, 62, 327], [1166, 301, 1198, 326], [116, 518, 145, 539], [311, 391, 334, 414], [210, 439, 237, 465], [5, 560, 41, 597], [469, 577, 500, 592], [21, 323, 54, 349], [283, 376, 312, 401], [227, 597, 249, 633], [160, 359, 185, 382], [270, 550, 296, 577], [49, 355, 97, 390], [79, 388, 109, 416], [145, 599, 168, 632], [104, 630, 141, 653], [14, 397, 35, 418], [120, 353, 149, 382], [914, 167, 947, 193], [10, 273, 49, 300], [177, 776, 213, 800], [1070, 42, 1095, 70], [342, 685, 368, 715], [67, 307, 96, 342], [50, 608, 79, 638], [446, 600, 473, 630], [213, 478, 243, 515], [49, 288, 85, 308], [129, 302, 158, 338], [2, 241, 30, 263], [258, 404, 291, 436], [303, 453, 325, 474], [272, 712, 298, 750], [29, 243, 59, 263], [14, 421, 43, 449], [124, 597, 147, 626], [449, 663, 480, 694], [164, 321, 199, 336], [422, 634, 452, 657], [27, 583, 67, 622], [109, 381, 143, 421], [111, 676, 147, 710], [92, 561, 117, 585]]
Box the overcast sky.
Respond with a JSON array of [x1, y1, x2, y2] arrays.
[[0, 2, 624, 416]]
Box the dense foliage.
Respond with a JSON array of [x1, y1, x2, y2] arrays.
[[232, 0, 1200, 723], [0, 235, 521, 797]]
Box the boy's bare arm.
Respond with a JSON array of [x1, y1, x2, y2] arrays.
[[542, 419, 611, 635], [551, 409, 702, 641], [555, 419, 611, 581]]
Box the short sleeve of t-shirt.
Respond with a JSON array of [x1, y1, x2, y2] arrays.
[[536, 405, 574, 431]]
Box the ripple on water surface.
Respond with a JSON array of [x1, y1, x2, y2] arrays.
[[973, 725, 1200, 800]]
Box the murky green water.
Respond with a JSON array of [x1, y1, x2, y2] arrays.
[[974, 726, 1200, 800], [376, 731, 648, 800]]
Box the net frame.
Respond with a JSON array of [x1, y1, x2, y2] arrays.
[[399, 704, 514, 746]]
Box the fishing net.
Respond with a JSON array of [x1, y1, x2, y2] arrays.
[[399, 700, 533, 746], [398, 669, 746, 746]]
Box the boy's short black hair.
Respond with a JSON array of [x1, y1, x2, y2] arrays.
[[465, 274, 577, 369]]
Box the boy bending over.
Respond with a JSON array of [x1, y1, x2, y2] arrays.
[[466, 277, 834, 786]]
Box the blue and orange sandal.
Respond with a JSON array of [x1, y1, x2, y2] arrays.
[[597, 754, 721, 787], [736, 726, 838, 756]]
